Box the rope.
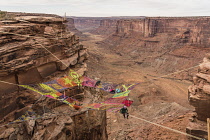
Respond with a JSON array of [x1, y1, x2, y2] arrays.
[[0, 32, 71, 86], [0, 29, 206, 139], [42, 96, 46, 116], [0, 63, 201, 90], [0, 62, 200, 86], [156, 64, 200, 79], [0, 80, 19, 86], [129, 114, 203, 140], [33, 95, 44, 105], [36, 43, 69, 67], [0, 83, 205, 140]]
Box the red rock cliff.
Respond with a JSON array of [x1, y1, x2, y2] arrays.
[[65, 18, 82, 36], [101, 17, 210, 80], [71, 17, 101, 32], [187, 54, 210, 140], [91, 19, 117, 36], [115, 17, 210, 45], [0, 12, 107, 140]]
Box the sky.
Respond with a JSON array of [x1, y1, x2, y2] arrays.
[[1, 0, 210, 17]]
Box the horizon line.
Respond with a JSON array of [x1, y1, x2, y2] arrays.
[[2, 11, 210, 18]]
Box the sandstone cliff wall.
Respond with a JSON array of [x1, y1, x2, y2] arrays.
[[91, 19, 117, 36], [115, 17, 210, 46], [71, 16, 145, 33], [116, 19, 145, 36], [186, 54, 210, 140], [0, 14, 86, 94], [72, 17, 101, 32], [65, 18, 82, 36], [100, 17, 210, 80], [0, 13, 107, 140]]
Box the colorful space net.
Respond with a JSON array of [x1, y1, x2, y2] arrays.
[[8, 69, 139, 124]]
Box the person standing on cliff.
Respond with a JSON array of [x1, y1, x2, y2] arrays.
[[120, 106, 129, 119]]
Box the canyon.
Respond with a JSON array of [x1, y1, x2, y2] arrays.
[[102, 17, 210, 79], [0, 11, 210, 140], [73, 16, 210, 139]]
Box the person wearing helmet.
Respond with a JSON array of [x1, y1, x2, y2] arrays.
[[120, 106, 129, 119]]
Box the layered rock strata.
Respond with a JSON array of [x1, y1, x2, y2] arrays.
[[90, 19, 117, 36], [100, 17, 210, 80], [0, 12, 107, 140], [71, 16, 145, 33], [66, 18, 82, 36], [187, 54, 210, 140], [116, 17, 210, 45], [71, 17, 101, 32]]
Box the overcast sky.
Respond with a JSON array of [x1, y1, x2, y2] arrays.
[[1, 0, 210, 17]]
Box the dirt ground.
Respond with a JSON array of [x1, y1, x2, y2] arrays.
[[80, 32, 194, 140]]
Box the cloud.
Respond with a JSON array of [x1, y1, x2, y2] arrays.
[[1, 0, 210, 16], [0, 0, 73, 6]]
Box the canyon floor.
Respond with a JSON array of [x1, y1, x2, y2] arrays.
[[81, 32, 194, 140]]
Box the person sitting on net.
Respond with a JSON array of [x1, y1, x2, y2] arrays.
[[109, 89, 116, 94], [94, 80, 101, 87], [116, 88, 121, 93], [120, 106, 129, 119]]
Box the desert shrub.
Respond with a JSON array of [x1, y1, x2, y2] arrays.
[[0, 11, 15, 20], [0, 11, 7, 19]]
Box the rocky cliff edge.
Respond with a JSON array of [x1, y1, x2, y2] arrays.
[[0, 12, 107, 140]]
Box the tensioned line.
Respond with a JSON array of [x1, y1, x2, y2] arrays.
[[130, 115, 203, 140], [0, 29, 206, 140], [36, 43, 69, 67]]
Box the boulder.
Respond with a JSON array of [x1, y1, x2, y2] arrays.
[[0, 128, 15, 139], [0, 74, 17, 94], [37, 62, 57, 78], [57, 53, 78, 70], [203, 85, 210, 95], [18, 68, 43, 84], [196, 73, 210, 82]]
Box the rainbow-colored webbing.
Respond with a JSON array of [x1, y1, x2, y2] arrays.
[[20, 69, 138, 110]]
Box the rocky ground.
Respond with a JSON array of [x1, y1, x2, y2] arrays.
[[79, 32, 196, 140], [1, 13, 208, 139], [0, 13, 108, 140]]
